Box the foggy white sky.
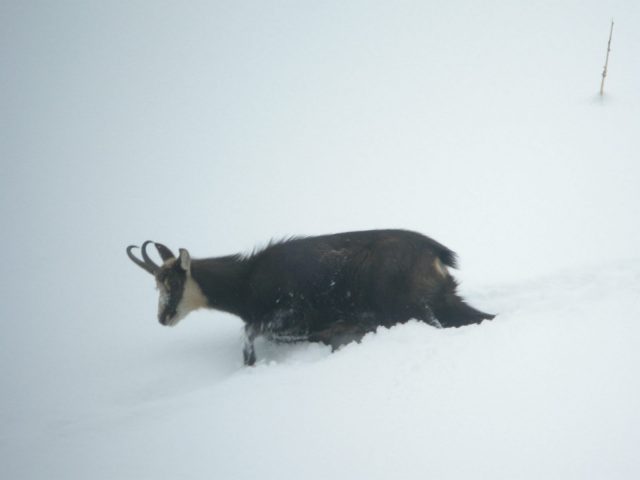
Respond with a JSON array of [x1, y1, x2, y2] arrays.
[[3, 1, 638, 278]]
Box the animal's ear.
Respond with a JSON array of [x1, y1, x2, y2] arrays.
[[178, 248, 191, 271]]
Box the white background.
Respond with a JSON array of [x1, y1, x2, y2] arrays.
[[2, 1, 639, 478]]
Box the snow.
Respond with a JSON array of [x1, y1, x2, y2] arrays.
[[4, 262, 640, 479], [2, 1, 640, 478]]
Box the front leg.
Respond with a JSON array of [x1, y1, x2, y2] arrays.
[[243, 324, 258, 366]]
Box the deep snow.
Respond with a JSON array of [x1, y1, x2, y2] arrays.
[[2, 1, 640, 479], [4, 261, 640, 479]]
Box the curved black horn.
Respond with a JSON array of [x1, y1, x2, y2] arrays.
[[155, 243, 175, 262], [126, 244, 157, 275], [140, 240, 161, 272]]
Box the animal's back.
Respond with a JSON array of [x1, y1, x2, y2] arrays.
[[247, 229, 454, 296], [256, 229, 456, 268], [244, 229, 461, 343]]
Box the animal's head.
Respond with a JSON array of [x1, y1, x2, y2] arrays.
[[127, 241, 206, 326]]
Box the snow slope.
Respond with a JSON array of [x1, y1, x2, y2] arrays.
[[4, 261, 640, 479], [2, 1, 640, 479]]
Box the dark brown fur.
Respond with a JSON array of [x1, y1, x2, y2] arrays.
[[129, 230, 494, 365], [187, 229, 494, 365]]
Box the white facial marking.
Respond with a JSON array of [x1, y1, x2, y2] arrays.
[[158, 286, 169, 308], [156, 257, 207, 327], [171, 273, 208, 325]]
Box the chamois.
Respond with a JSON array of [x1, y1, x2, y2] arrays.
[[127, 230, 494, 365]]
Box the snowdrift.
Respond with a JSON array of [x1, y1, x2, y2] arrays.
[[4, 261, 640, 479]]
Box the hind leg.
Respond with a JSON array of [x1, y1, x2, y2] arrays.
[[431, 294, 495, 328], [413, 304, 443, 329], [243, 324, 258, 366], [309, 319, 373, 351]]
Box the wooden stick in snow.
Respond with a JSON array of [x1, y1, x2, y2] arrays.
[[600, 20, 614, 96]]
